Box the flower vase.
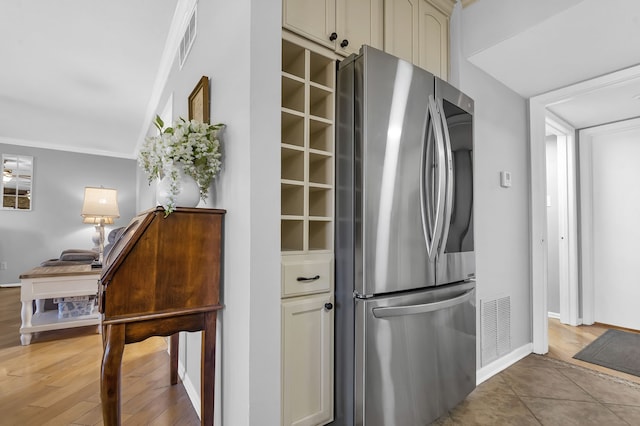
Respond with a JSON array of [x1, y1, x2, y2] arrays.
[[156, 165, 201, 209]]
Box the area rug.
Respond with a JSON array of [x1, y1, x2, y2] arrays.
[[573, 329, 640, 377]]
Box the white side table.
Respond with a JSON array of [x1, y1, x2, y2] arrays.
[[19, 265, 101, 345]]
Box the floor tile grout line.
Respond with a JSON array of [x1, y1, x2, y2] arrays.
[[555, 364, 634, 425], [497, 370, 544, 425]]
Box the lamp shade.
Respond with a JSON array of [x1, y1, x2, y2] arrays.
[[81, 187, 120, 219]]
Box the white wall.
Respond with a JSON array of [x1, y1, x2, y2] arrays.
[[588, 122, 640, 330], [452, 4, 532, 366], [137, 1, 281, 424], [545, 136, 560, 314], [0, 142, 137, 284], [461, 0, 583, 57]]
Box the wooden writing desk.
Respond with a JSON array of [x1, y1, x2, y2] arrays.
[[19, 265, 100, 345], [99, 207, 225, 425]]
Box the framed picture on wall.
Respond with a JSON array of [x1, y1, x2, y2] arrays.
[[188, 75, 210, 124]]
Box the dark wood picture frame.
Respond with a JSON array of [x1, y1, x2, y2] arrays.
[[188, 76, 210, 123]]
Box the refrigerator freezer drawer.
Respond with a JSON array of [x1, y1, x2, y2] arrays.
[[281, 253, 333, 298], [355, 282, 476, 426]]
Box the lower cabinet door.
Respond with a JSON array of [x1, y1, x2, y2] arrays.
[[282, 293, 334, 426]]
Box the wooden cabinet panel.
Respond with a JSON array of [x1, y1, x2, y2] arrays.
[[282, 293, 334, 426], [283, 0, 336, 49], [336, 0, 383, 56], [384, 0, 418, 63], [282, 253, 333, 298], [284, 0, 383, 56], [384, 0, 453, 79], [418, 0, 448, 78]]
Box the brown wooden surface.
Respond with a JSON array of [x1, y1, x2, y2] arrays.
[[101, 207, 224, 319], [19, 264, 100, 279], [99, 207, 224, 426], [0, 287, 200, 425]]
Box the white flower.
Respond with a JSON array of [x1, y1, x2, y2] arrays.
[[138, 115, 225, 214]]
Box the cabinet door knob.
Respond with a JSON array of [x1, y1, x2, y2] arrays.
[[324, 302, 333, 311], [329, 32, 338, 41], [340, 39, 349, 48]]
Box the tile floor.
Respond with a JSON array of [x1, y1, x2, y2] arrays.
[[432, 354, 640, 425]]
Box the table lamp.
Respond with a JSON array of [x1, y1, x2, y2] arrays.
[[81, 186, 120, 266]]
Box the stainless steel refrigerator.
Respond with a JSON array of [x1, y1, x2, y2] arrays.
[[334, 46, 476, 426]]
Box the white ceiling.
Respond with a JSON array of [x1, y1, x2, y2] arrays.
[[464, 0, 640, 129], [0, 0, 178, 159], [1, 0, 639, 159]]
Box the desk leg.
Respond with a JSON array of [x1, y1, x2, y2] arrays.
[[201, 311, 217, 426], [35, 299, 45, 314], [101, 323, 125, 426], [20, 300, 33, 345], [170, 333, 179, 385]]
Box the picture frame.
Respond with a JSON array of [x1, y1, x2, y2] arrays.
[[188, 75, 210, 124]]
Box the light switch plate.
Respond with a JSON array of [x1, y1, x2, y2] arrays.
[[500, 171, 512, 188]]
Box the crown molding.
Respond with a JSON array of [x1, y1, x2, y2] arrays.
[[428, 0, 457, 15], [0, 136, 136, 160]]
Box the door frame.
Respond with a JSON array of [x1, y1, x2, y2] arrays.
[[545, 114, 579, 327], [529, 64, 640, 354]]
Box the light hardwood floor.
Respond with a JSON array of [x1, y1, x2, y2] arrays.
[[547, 317, 640, 385], [0, 287, 199, 425]]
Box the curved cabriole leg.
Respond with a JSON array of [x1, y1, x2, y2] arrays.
[[101, 323, 125, 426]]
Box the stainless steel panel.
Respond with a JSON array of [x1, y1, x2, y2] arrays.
[[355, 282, 476, 426], [356, 46, 436, 296], [335, 53, 357, 426], [435, 78, 475, 285]]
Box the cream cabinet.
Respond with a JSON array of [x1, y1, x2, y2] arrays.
[[281, 35, 336, 426], [282, 293, 334, 426], [283, 0, 383, 56], [384, 0, 455, 79], [281, 36, 335, 253]]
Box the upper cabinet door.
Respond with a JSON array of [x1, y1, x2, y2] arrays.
[[283, 0, 337, 50], [336, 0, 383, 56], [384, 0, 452, 79], [384, 0, 419, 64], [418, 0, 448, 79]]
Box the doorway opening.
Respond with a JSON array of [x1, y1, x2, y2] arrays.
[[545, 115, 579, 328]]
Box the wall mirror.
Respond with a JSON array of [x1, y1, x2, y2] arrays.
[[2, 154, 33, 210]]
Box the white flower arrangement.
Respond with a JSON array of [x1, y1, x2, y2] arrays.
[[138, 115, 224, 214]]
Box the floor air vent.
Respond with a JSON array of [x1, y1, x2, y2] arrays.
[[481, 296, 511, 366]]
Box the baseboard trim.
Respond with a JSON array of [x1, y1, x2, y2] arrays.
[[548, 311, 560, 319], [476, 343, 533, 385], [178, 359, 201, 419], [0, 283, 20, 288]]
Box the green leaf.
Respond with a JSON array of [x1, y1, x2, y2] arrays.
[[153, 115, 165, 132]]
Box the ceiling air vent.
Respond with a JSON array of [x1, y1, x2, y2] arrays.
[[179, 5, 197, 69]]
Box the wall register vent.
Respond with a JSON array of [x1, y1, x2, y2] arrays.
[[481, 295, 511, 366], [179, 5, 197, 69]]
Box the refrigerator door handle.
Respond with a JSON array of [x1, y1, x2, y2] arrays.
[[437, 99, 454, 256], [420, 96, 446, 262], [372, 288, 475, 318]]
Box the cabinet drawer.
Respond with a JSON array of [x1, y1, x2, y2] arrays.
[[282, 255, 332, 297]]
